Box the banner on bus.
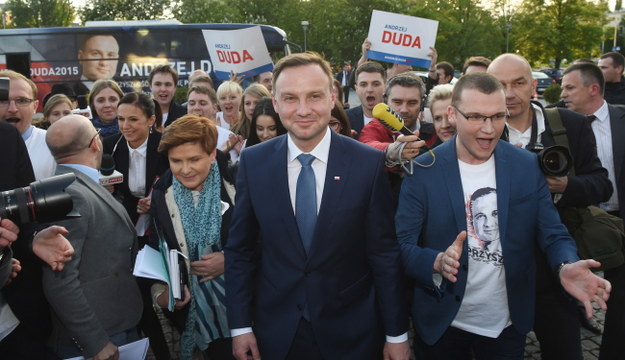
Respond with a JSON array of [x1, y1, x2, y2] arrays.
[[366, 10, 438, 69], [202, 26, 273, 81]]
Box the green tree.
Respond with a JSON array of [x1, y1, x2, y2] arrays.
[[513, 0, 607, 68], [80, 0, 171, 22], [5, 0, 75, 28]]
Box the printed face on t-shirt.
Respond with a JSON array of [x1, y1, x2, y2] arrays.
[[470, 189, 499, 250]]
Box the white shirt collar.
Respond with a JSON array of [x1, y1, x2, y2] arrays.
[[127, 136, 149, 157], [287, 127, 331, 164], [593, 100, 610, 123]]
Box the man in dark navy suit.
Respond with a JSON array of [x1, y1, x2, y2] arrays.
[[225, 52, 409, 360]]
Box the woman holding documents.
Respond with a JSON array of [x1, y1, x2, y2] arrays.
[[149, 114, 236, 360]]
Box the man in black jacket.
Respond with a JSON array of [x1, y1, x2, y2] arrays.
[[598, 52, 625, 106], [489, 54, 613, 360], [149, 64, 186, 128]]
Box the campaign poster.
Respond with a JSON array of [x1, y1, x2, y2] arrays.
[[366, 10, 439, 68], [202, 26, 273, 81]]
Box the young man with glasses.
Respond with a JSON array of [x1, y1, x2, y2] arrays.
[[0, 70, 56, 180], [396, 72, 610, 359]]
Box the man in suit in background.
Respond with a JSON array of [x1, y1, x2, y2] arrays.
[[488, 54, 612, 359], [225, 52, 409, 360], [396, 72, 610, 359], [44, 115, 142, 360], [561, 62, 625, 360], [334, 61, 352, 106]]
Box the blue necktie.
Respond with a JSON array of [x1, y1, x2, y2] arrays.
[[296, 154, 317, 254]]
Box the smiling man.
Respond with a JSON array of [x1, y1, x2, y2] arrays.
[[396, 72, 610, 359], [225, 52, 409, 360], [78, 35, 119, 90], [148, 64, 186, 127]]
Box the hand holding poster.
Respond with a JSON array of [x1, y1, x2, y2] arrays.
[[366, 10, 439, 69], [202, 26, 274, 81]]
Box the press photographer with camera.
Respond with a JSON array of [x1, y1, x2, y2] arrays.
[[488, 54, 613, 360]]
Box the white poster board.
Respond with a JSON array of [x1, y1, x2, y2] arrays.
[[366, 10, 439, 68], [202, 26, 273, 81]]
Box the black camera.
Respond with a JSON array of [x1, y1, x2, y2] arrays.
[[526, 142, 573, 177], [0, 173, 79, 225]]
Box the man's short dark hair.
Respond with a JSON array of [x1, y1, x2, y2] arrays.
[[355, 61, 386, 82], [462, 56, 491, 74], [148, 64, 179, 86], [188, 85, 218, 105], [436, 61, 455, 78], [384, 72, 425, 99], [451, 72, 503, 107], [600, 52, 625, 69], [272, 52, 333, 93], [563, 63, 605, 96]]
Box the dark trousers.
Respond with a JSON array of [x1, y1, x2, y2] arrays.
[[533, 252, 582, 360], [285, 318, 324, 360], [414, 325, 525, 360], [137, 277, 172, 360], [205, 337, 235, 360], [600, 262, 625, 360], [342, 86, 350, 104]]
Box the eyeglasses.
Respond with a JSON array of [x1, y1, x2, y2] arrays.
[[87, 128, 101, 148], [328, 121, 341, 127], [0, 97, 36, 108], [453, 106, 509, 123]]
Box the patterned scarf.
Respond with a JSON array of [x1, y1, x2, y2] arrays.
[[172, 162, 230, 359], [92, 116, 119, 137]]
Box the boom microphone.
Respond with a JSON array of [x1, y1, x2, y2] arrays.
[[99, 154, 124, 186], [372, 103, 415, 136]]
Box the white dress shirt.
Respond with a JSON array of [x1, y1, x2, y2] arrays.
[[127, 137, 148, 197], [591, 101, 619, 212]]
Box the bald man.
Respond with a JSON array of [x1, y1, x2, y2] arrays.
[[43, 115, 142, 360], [488, 54, 611, 359]]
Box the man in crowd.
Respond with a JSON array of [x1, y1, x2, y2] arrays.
[[225, 52, 409, 360], [426, 47, 455, 95], [78, 34, 120, 89], [149, 64, 186, 127], [462, 56, 491, 75], [598, 52, 625, 105], [347, 61, 386, 136], [359, 73, 433, 202], [0, 70, 56, 180], [560, 62, 625, 360], [335, 61, 353, 105], [254, 71, 273, 91], [44, 115, 142, 360], [488, 53, 612, 359], [396, 72, 610, 359], [187, 85, 238, 161]]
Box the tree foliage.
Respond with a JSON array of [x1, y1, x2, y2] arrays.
[[513, 0, 607, 68], [80, 0, 171, 22], [5, 0, 75, 28]]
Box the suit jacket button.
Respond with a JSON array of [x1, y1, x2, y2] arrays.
[[455, 295, 461, 302]]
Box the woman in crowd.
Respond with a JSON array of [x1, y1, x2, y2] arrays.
[[150, 114, 235, 360], [43, 94, 73, 127], [215, 81, 242, 131], [233, 83, 271, 140], [427, 83, 455, 147], [246, 97, 286, 148], [103, 92, 171, 359], [90, 79, 124, 137], [329, 101, 353, 137]]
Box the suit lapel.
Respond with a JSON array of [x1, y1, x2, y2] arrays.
[[441, 139, 468, 235], [609, 105, 625, 182], [493, 143, 510, 245]]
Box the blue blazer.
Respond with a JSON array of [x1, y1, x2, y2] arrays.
[[396, 138, 579, 345], [225, 131, 407, 360]]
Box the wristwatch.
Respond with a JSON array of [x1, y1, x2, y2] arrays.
[[556, 261, 573, 276]]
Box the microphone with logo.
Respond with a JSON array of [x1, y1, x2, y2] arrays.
[[99, 154, 124, 186]]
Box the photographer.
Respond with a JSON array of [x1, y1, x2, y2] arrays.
[[488, 54, 612, 360]]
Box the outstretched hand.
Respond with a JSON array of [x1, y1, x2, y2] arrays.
[[32, 225, 74, 271], [434, 231, 466, 283], [559, 259, 611, 318]]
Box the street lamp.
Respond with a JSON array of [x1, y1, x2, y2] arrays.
[[301, 21, 309, 52]]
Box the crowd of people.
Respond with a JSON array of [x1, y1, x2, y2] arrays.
[[0, 36, 623, 360]]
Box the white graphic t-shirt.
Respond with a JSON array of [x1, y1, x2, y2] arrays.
[[451, 156, 511, 338]]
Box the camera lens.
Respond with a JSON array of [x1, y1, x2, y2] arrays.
[[538, 145, 572, 177]]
